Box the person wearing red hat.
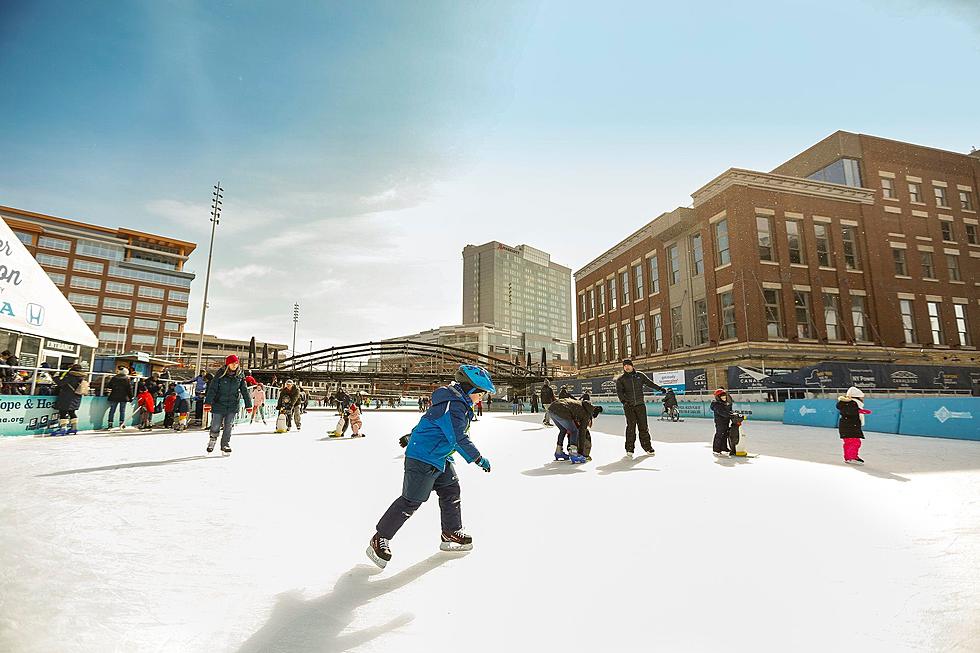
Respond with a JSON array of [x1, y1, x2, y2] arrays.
[[203, 354, 253, 455]]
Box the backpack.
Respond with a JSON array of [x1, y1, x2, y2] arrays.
[[75, 378, 90, 395]]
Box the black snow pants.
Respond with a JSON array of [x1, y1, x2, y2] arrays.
[[623, 402, 652, 453]]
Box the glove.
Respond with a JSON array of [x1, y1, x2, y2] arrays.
[[475, 456, 491, 473], [398, 434, 410, 448], [859, 408, 872, 415], [203, 404, 211, 411]]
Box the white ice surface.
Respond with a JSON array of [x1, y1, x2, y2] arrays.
[[2, 410, 979, 653]]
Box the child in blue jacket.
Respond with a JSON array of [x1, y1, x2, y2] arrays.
[[367, 365, 495, 569]]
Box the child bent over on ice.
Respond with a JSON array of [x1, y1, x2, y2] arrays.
[[547, 398, 603, 463], [837, 386, 870, 465], [367, 365, 495, 569]]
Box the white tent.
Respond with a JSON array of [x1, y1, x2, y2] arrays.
[[0, 217, 98, 347]]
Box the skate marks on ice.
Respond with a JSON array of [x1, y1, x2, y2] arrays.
[[594, 453, 658, 476], [36, 455, 214, 477], [237, 554, 452, 653]]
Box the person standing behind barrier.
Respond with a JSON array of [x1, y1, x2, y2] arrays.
[[615, 359, 665, 457], [51, 364, 86, 435], [192, 369, 208, 423], [105, 366, 134, 430], [530, 390, 539, 413], [204, 355, 252, 455], [1, 350, 20, 394], [540, 379, 555, 426]]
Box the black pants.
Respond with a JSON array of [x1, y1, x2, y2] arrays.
[[712, 423, 731, 453], [623, 402, 652, 452], [376, 458, 462, 539]]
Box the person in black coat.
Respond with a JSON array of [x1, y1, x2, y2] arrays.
[[105, 366, 134, 429], [615, 359, 665, 456], [837, 386, 868, 465], [540, 380, 556, 425], [710, 388, 734, 455], [53, 364, 86, 435], [547, 398, 603, 461]]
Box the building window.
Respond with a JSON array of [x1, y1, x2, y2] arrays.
[[714, 219, 730, 266], [690, 233, 704, 276], [900, 299, 917, 343], [70, 276, 102, 291], [649, 255, 660, 294], [599, 330, 607, 362], [103, 297, 132, 312], [892, 248, 908, 276], [611, 328, 619, 360], [881, 177, 895, 198], [786, 221, 804, 264], [694, 299, 708, 345], [920, 251, 936, 279], [608, 277, 617, 311], [946, 254, 961, 281], [37, 236, 71, 252], [961, 190, 975, 211], [934, 185, 949, 207], [579, 296, 587, 323], [132, 334, 157, 346], [101, 314, 128, 326], [814, 223, 832, 267], [908, 182, 922, 203], [653, 313, 663, 352], [163, 321, 181, 331], [763, 289, 783, 338], [966, 224, 978, 245], [633, 264, 644, 298], [78, 311, 97, 325], [163, 337, 178, 348], [109, 265, 192, 289], [851, 296, 868, 341], [589, 333, 597, 363], [927, 301, 944, 345], [13, 231, 34, 246], [823, 293, 841, 340], [841, 226, 861, 270], [794, 291, 813, 339], [941, 221, 954, 242], [636, 317, 647, 355], [623, 322, 633, 357], [99, 331, 125, 343], [587, 289, 595, 319], [670, 306, 683, 349], [67, 292, 99, 307], [106, 281, 134, 295], [72, 259, 105, 274], [668, 244, 681, 284], [621, 270, 630, 305], [954, 304, 971, 346], [756, 215, 776, 261], [597, 284, 605, 314], [47, 272, 66, 286], [719, 291, 736, 340], [138, 287, 165, 299], [807, 157, 862, 187], [133, 318, 158, 330], [76, 241, 124, 260], [36, 253, 68, 269]]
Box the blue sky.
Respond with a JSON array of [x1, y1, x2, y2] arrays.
[[1, 0, 978, 350]]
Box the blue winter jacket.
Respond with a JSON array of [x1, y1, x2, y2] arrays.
[[405, 383, 482, 472]]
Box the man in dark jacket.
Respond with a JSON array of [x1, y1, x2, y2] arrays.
[[558, 385, 574, 399], [615, 359, 665, 457], [276, 379, 302, 431], [540, 380, 556, 426], [203, 355, 253, 454], [105, 366, 134, 430], [530, 391, 539, 413], [1, 350, 20, 394]]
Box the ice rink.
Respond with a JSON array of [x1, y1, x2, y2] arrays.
[[2, 409, 979, 652]]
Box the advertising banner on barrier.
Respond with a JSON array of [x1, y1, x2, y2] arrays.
[[561, 367, 708, 398], [760, 362, 980, 391], [898, 398, 980, 440], [651, 369, 685, 394]]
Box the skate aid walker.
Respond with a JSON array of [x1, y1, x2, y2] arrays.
[[729, 410, 753, 456]]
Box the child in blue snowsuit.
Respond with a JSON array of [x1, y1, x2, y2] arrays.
[[367, 365, 495, 569]]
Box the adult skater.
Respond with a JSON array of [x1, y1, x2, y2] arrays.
[[710, 388, 734, 456], [104, 366, 134, 430], [367, 364, 495, 569], [277, 379, 302, 431], [530, 390, 539, 413], [615, 358, 665, 457], [51, 364, 87, 435], [203, 355, 252, 454], [547, 397, 603, 463], [540, 379, 555, 426]]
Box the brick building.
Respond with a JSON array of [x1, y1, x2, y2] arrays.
[[574, 132, 980, 388], [1, 205, 196, 356]]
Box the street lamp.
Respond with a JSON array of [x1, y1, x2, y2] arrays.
[[292, 303, 299, 369], [193, 182, 222, 376]]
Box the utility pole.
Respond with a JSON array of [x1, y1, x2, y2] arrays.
[[194, 182, 222, 376], [292, 303, 299, 369]]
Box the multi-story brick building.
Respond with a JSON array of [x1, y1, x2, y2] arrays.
[[1, 205, 196, 356], [574, 132, 980, 387]]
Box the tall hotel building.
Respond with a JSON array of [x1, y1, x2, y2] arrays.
[[2, 205, 196, 356], [574, 132, 980, 381]]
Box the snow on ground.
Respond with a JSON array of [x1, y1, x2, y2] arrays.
[[2, 410, 979, 653]]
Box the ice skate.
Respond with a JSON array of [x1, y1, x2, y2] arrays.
[[440, 529, 473, 552], [206, 435, 217, 453], [845, 458, 864, 465], [554, 449, 570, 461], [568, 446, 587, 464], [624, 451, 634, 459], [367, 533, 392, 568], [643, 448, 656, 456], [221, 445, 232, 456]]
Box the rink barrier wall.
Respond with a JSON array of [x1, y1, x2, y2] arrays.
[[782, 398, 979, 440], [593, 400, 785, 422]]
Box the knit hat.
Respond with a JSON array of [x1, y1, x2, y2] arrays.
[[846, 386, 865, 399], [622, 359, 634, 366], [225, 354, 239, 365]]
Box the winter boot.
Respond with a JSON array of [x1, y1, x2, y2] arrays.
[[554, 448, 570, 461], [569, 446, 587, 464], [440, 529, 474, 552], [367, 533, 392, 568], [206, 435, 218, 453], [66, 419, 79, 435], [643, 447, 656, 455], [106, 421, 114, 431]]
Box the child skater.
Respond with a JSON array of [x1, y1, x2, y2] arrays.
[[837, 386, 870, 465], [136, 383, 155, 430], [710, 388, 734, 456], [173, 384, 191, 431], [349, 402, 365, 437]]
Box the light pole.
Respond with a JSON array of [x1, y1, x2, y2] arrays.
[[291, 303, 299, 369], [194, 182, 222, 376], [308, 339, 313, 373]]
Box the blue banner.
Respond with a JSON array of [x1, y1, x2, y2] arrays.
[[898, 398, 980, 440]]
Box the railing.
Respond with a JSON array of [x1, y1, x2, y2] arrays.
[[0, 363, 179, 397], [582, 387, 974, 403]]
